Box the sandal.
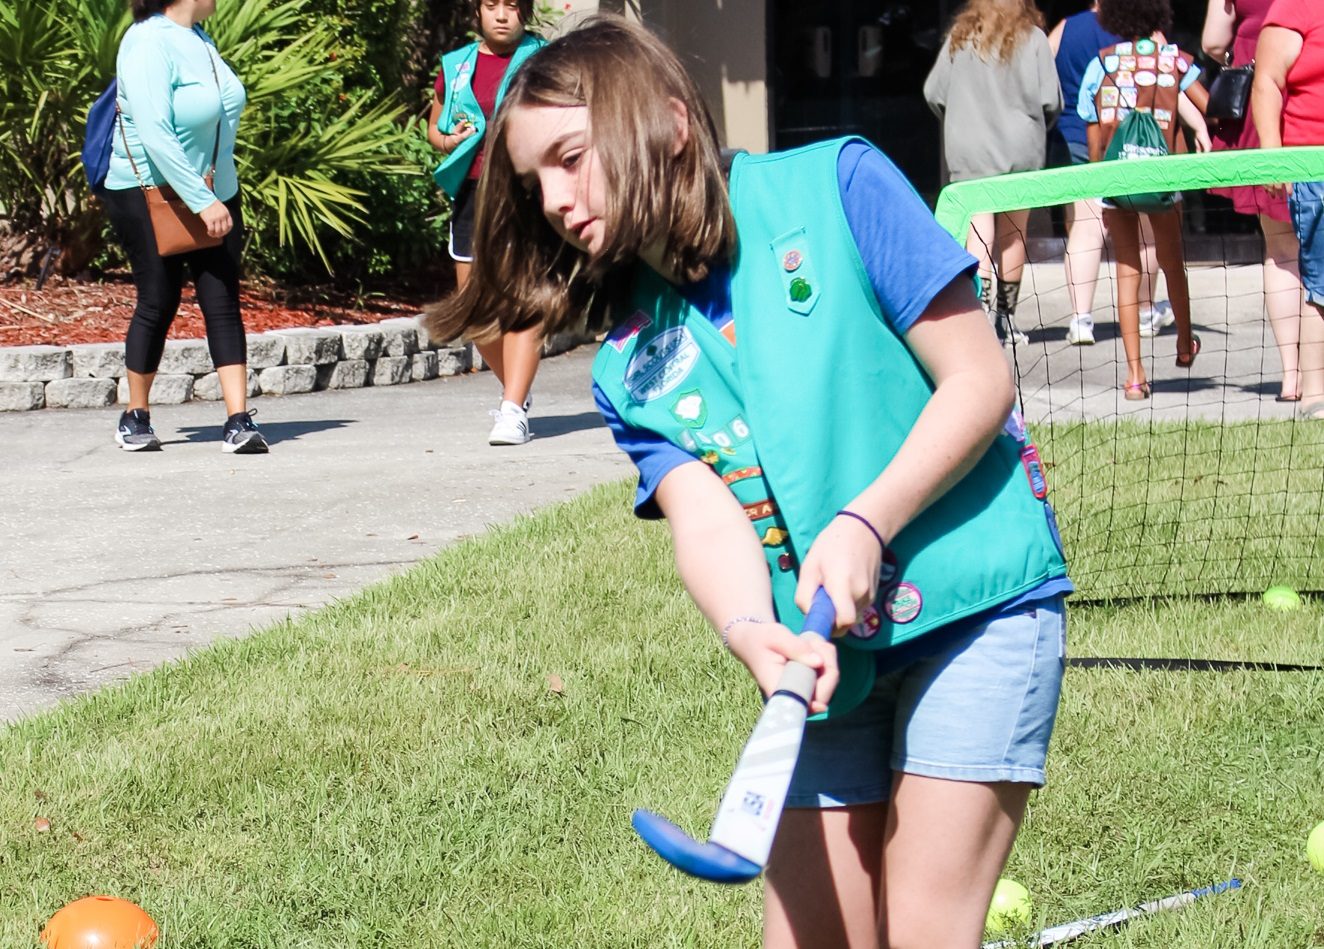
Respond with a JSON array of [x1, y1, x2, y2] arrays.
[[1301, 401, 1324, 421], [1123, 380, 1151, 401], [1175, 333, 1201, 369], [1276, 393, 1303, 403]]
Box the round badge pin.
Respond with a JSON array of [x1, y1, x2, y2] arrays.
[[847, 605, 882, 641], [782, 250, 803, 272], [883, 583, 923, 624], [1135, 71, 1157, 87]]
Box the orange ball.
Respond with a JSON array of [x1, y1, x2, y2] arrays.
[[40, 896, 158, 949]]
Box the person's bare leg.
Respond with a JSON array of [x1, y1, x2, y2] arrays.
[[216, 364, 249, 417], [1149, 209, 1195, 361], [456, 260, 507, 384], [878, 774, 1030, 949], [1261, 214, 1306, 398], [1139, 213, 1161, 313], [995, 210, 1031, 285], [764, 805, 886, 949], [1064, 199, 1105, 318], [126, 370, 155, 412], [1299, 303, 1324, 405], [1106, 209, 1146, 389], [498, 326, 542, 408], [967, 212, 996, 319]]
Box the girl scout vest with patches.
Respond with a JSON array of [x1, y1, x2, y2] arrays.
[[1093, 38, 1193, 153], [592, 137, 1068, 717], [433, 34, 545, 199]]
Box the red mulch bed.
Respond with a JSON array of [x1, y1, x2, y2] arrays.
[[0, 274, 445, 348]]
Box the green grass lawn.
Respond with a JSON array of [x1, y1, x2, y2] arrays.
[[2, 428, 1323, 946]]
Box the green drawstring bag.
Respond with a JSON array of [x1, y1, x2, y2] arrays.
[[1104, 109, 1178, 213]]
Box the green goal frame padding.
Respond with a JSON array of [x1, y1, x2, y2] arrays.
[[933, 146, 1324, 242]]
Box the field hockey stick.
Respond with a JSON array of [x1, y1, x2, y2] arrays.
[[631, 588, 835, 884], [981, 878, 1242, 948]]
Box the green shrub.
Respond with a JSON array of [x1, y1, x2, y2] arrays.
[[0, 0, 429, 281]]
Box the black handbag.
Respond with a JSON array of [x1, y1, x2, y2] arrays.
[[1206, 62, 1254, 122]]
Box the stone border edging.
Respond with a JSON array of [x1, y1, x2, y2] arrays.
[[0, 317, 593, 411]]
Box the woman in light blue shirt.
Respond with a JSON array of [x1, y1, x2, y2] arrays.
[[100, 0, 266, 453]]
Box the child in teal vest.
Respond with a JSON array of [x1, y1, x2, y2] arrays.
[[428, 0, 545, 445], [426, 16, 1071, 947]]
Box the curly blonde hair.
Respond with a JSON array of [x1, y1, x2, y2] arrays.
[[947, 0, 1045, 63]]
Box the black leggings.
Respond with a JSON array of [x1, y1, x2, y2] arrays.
[[100, 187, 247, 375]]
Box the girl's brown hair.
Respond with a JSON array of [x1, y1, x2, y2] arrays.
[[946, 0, 1045, 63], [471, 0, 535, 30], [424, 15, 736, 346], [1096, 0, 1172, 40]]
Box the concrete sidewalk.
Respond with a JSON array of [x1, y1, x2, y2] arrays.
[[0, 346, 630, 723]]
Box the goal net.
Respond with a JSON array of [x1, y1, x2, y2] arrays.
[[934, 148, 1324, 602]]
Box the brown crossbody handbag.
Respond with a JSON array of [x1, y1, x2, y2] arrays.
[[117, 37, 224, 256]]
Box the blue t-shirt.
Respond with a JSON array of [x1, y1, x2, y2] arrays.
[[1053, 11, 1123, 147], [594, 141, 977, 517]]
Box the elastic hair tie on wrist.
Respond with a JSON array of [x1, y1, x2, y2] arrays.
[[720, 615, 768, 651], [836, 509, 886, 552]]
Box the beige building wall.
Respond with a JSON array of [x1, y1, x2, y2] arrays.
[[559, 0, 771, 153]]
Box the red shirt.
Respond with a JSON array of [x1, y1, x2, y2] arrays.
[[1264, 0, 1324, 145], [435, 48, 515, 181]]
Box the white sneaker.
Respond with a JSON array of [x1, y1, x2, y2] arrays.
[[488, 400, 531, 446], [1066, 316, 1096, 346], [1139, 300, 1175, 338]]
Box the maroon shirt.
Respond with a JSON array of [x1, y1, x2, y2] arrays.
[[435, 48, 515, 181]]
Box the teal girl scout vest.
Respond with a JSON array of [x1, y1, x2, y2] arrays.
[[433, 33, 545, 198], [592, 137, 1068, 717]]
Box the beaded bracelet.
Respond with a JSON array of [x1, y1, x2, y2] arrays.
[[835, 509, 887, 553], [720, 615, 769, 651]]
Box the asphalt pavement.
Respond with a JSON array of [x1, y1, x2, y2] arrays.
[[0, 345, 630, 723]]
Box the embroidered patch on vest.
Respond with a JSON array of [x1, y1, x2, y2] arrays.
[[883, 582, 923, 624], [670, 390, 707, 427], [624, 326, 700, 402], [744, 500, 776, 520], [606, 310, 652, 353], [722, 466, 763, 484]]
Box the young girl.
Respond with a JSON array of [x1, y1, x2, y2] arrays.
[[428, 17, 1071, 948], [429, 0, 545, 444], [1079, 0, 1211, 399]]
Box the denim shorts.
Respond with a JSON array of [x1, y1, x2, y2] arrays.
[[784, 597, 1067, 808], [1290, 181, 1324, 307]]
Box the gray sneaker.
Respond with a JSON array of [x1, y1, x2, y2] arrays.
[[221, 410, 269, 454], [115, 409, 162, 452]]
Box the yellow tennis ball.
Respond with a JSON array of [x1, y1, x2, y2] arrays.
[[1308, 822, 1324, 874], [1262, 586, 1302, 610], [986, 878, 1032, 934]]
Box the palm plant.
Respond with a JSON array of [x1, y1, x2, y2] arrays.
[[0, 0, 422, 278]]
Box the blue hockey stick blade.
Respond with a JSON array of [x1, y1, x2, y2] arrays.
[[631, 809, 763, 884]]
